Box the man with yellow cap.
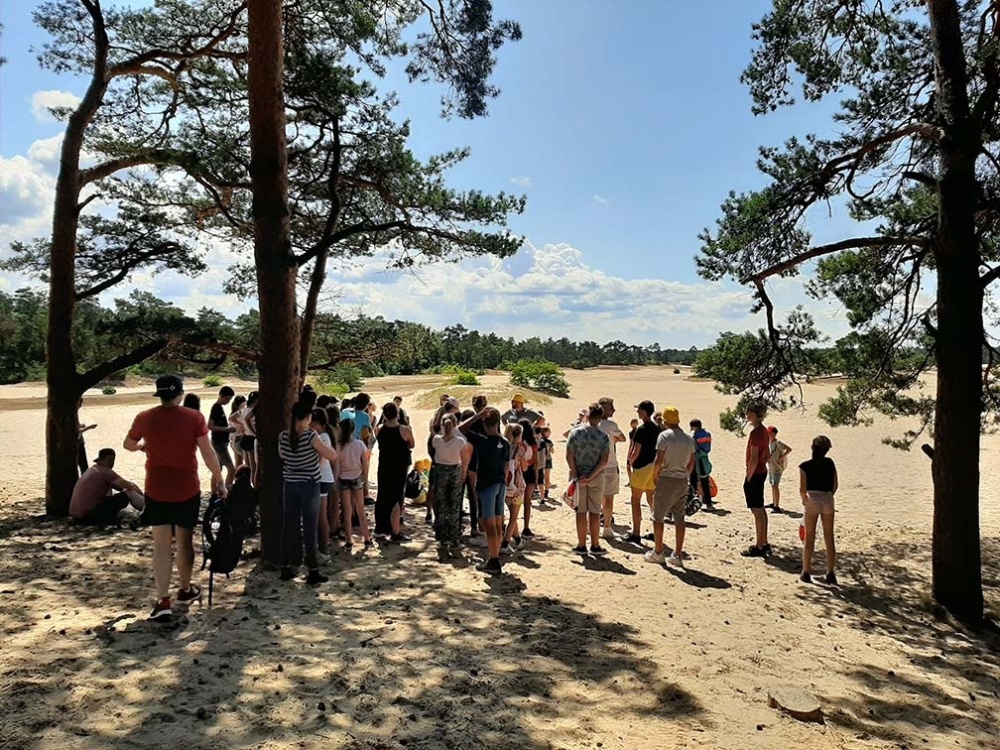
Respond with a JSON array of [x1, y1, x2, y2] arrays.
[[646, 406, 696, 568], [502, 393, 541, 427]]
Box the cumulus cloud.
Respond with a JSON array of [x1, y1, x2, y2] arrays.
[[31, 90, 80, 123], [510, 176, 532, 187], [592, 194, 609, 206], [0, 155, 55, 226]]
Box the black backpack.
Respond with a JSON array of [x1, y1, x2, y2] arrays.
[[404, 469, 422, 499]]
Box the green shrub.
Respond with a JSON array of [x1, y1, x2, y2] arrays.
[[568, 360, 594, 370], [203, 375, 223, 387], [451, 370, 480, 386], [673, 368, 681, 375], [509, 359, 570, 398], [313, 365, 362, 393], [102, 386, 117, 395]]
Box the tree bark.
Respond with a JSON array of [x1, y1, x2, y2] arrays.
[[926, 0, 984, 621], [298, 247, 328, 379], [248, 0, 298, 566]]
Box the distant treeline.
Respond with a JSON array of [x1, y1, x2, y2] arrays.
[[0, 289, 703, 385]]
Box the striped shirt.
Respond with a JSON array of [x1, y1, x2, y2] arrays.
[[279, 429, 322, 482]]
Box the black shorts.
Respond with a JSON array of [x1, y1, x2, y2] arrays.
[[743, 473, 767, 509], [523, 468, 539, 486], [240, 435, 257, 451], [142, 494, 201, 529]]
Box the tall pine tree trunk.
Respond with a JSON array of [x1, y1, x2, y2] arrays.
[[248, 0, 298, 566], [298, 246, 328, 379], [926, 0, 984, 621]]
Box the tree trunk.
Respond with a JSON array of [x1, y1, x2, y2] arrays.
[[299, 247, 328, 379], [248, 0, 298, 566], [926, 0, 984, 621]]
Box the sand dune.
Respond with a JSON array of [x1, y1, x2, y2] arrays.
[[1, 367, 997, 750]]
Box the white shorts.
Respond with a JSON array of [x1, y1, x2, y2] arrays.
[[602, 466, 620, 497]]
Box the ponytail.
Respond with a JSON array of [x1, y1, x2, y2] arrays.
[[289, 401, 311, 451], [442, 414, 456, 437], [338, 418, 355, 448]]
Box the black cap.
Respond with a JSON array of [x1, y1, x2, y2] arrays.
[[153, 375, 184, 399], [95, 448, 115, 462], [635, 400, 655, 415]]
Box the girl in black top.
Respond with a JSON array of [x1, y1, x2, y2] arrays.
[[799, 435, 839, 584], [375, 402, 415, 542]]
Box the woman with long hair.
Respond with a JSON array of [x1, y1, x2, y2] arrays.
[[241, 391, 260, 486], [311, 408, 337, 561], [431, 413, 470, 549], [229, 395, 247, 470], [337, 418, 372, 549], [375, 402, 415, 542], [279, 402, 338, 584], [518, 418, 540, 540], [426, 398, 460, 526], [799, 435, 838, 584]]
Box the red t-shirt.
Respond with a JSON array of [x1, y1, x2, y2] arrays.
[[128, 406, 209, 502], [746, 424, 771, 476]]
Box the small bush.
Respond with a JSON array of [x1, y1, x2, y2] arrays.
[[673, 368, 681, 375], [203, 375, 223, 387], [568, 360, 594, 370], [102, 386, 117, 395], [313, 365, 362, 393], [509, 359, 570, 398], [451, 370, 480, 386]]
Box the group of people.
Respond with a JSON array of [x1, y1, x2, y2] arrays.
[[69, 374, 840, 620]]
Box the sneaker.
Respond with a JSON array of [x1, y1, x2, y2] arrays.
[[521, 528, 536, 538], [762, 544, 773, 556], [666, 554, 685, 569], [824, 571, 838, 585], [316, 552, 331, 564], [149, 597, 172, 621], [363, 539, 375, 549], [469, 535, 487, 548], [642, 532, 656, 541], [500, 540, 511, 552], [176, 584, 202, 607], [572, 545, 588, 555], [513, 535, 523, 549], [364, 497, 376, 506], [502, 544, 515, 556], [389, 533, 411, 543], [601, 528, 615, 540], [589, 545, 608, 556], [476, 558, 502, 575], [644, 550, 666, 564], [800, 572, 813, 583], [306, 569, 328, 586], [280, 567, 297, 581], [624, 533, 643, 545], [741, 546, 765, 558], [770, 506, 783, 514]]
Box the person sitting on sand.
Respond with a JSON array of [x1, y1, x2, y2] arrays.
[[459, 407, 511, 575], [566, 403, 611, 556], [741, 404, 772, 558], [124, 375, 226, 621], [767, 426, 792, 513], [799, 436, 838, 585], [645, 407, 695, 569], [70, 448, 145, 524]]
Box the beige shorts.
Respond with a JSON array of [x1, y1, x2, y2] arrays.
[[603, 466, 620, 497], [575, 481, 603, 515], [653, 475, 689, 523], [804, 490, 836, 515]]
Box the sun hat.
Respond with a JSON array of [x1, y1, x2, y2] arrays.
[[511, 393, 525, 404], [661, 406, 680, 426], [153, 375, 184, 399]]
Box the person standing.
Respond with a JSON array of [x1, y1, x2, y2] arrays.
[[566, 403, 611, 556], [124, 376, 225, 621], [278, 402, 339, 584], [502, 394, 541, 427], [337, 418, 372, 549], [459, 407, 511, 574], [432, 414, 470, 549], [625, 400, 661, 544], [208, 386, 236, 487], [229, 395, 247, 470], [597, 397, 627, 541], [689, 419, 714, 508], [241, 391, 259, 487], [464, 394, 489, 544], [375, 401, 415, 543], [341, 393, 374, 504], [518, 417, 541, 539], [70, 448, 145, 524], [767, 426, 792, 512], [799, 435, 838, 584], [311, 408, 337, 561], [645, 407, 695, 568], [742, 404, 772, 557]]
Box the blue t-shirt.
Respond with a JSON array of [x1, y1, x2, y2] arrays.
[[341, 408, 372, 445]]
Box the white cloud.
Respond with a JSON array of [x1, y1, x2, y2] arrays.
[[510, 176, 532, 187], [31, 90, 80, 123], [27, 134, 64, 171], [592, 194, 609, 206], [0, 155, 55, 227]]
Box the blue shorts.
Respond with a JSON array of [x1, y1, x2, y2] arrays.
[[478, 483, 505, 521]]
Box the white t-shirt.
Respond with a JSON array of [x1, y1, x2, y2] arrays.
[[432, 433, 468, 466], [599, 419, 625, 467], [655, 426, 696, 480], [337, 439, 367, 480], [319, 433, 335, 483]]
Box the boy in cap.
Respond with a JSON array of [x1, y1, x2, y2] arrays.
[[646, 407, 695, 568], [124, 375, 226, 621], [503, 394, 541, 427], [70, 448, 145, 524]]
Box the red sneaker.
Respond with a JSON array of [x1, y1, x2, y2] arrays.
[[176, 584, 202, 607], [149, 597, 172, 621]]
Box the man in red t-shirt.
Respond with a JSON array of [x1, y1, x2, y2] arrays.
[[741, 403, 772, 558], [124, 375, 226, 621]]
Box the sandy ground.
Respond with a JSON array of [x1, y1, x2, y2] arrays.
[[1, 366, 998, 750]]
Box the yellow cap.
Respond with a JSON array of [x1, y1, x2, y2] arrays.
[[661, 406, 680, 425], [512, 393, 525, 404]]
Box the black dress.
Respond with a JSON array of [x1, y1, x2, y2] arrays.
[[375, 425, 412, 534]]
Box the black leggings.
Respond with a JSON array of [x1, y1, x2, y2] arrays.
[[375, 465, 408, 535], [690, 470, 711, 504]]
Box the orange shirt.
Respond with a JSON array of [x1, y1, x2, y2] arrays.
[[128, 406, 208, 502]]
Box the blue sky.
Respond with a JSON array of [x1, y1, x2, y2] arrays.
[[0, 0, 854, 346]]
